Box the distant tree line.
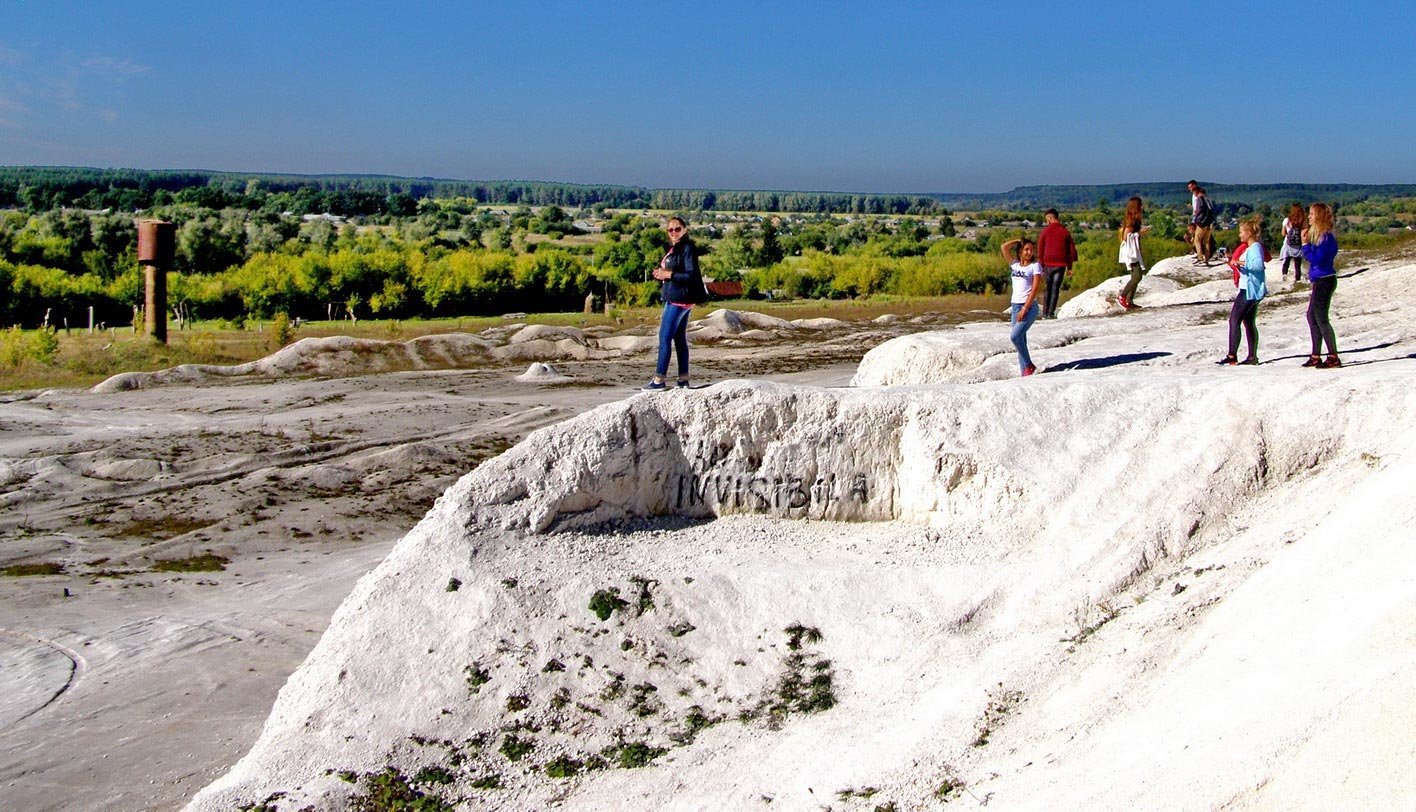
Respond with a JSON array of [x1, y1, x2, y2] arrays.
[[0, 167, 941, 216], [933, 182, 1416, 211]]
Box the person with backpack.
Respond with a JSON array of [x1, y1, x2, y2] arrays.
[[1300, 203, 1342, 368], [1036, 208, 1078, 319], [1279, 203, 1307, 282], [1191, 186, 1217, 265], [644, 216, 707, 390], [1217, 217, 1269, 366]]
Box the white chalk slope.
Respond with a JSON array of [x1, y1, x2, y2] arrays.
[[191, 259, 1416, 811]]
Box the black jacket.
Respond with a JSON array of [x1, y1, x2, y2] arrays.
[[660, 238, 707, 305]]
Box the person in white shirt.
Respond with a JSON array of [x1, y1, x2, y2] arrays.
[[1278, 203, 1306, 281], [1001, 237, 1044, 377], [1116, 196, 1150, 309]]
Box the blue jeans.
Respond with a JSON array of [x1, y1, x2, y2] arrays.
[[655, 303, 693, 378], [1009, 302, 1039, 372]]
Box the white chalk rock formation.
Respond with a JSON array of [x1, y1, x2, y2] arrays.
[[190, 334, 1416, 812], [509, 324, 588, 345], [790, 317, 848, 330], [685, 308, 745, 344], [93, 334, 496, 392], [514, 362, 573, 383], [731, 310, 795, 331], [592, 335, 657, 354], [490, 337, 592, 362]]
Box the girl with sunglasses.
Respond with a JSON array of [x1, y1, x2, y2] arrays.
[[645, 216, 708, 389]]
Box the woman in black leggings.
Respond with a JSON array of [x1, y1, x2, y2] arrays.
[[1299, 203, 1340, 368]]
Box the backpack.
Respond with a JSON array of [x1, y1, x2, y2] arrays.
[[1195, 196, 1217, 228], [1285, 225, 1302, 248]]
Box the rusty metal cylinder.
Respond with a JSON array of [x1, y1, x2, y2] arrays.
[[136, 220, 176, 266], [136, 220, 175, 343]]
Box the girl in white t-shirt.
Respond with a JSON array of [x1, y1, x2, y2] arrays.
[[1001, 237, 1044, 376]]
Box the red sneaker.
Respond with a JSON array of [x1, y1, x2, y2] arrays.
[[1022, 365, 1037, 377]]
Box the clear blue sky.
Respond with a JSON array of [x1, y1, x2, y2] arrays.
[[3, 1, 1413, 193]]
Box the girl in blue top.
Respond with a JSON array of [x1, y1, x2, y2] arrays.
[[1299, 202, 1341, 368], [1218, 217, 1268, 366]]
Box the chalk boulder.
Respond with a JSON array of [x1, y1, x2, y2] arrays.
[[514, 362, 573, 383]]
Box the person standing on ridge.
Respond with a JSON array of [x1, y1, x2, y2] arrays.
[[1186, 179, 1201, 255], [1116, 196, 1150, 310], [1217, 217, 1268, 366], [1279, 203, 1307, 282], [1191, 185, 1218, 265], [1300, 203, 1342, 368], [644, 216, 707, 390], [1036, 208, 1078, 319], [1001, 236, 1044, 376]]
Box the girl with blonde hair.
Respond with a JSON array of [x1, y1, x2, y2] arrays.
[[1217, 217, 1268, 366], [1299, 203, 1341, 368]]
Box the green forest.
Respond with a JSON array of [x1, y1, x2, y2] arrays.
[[3, 167, 1414, 330]]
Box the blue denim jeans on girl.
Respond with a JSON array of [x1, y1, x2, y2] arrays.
[[1009, 302, 1039, 373], [655, 302, 693, 378]]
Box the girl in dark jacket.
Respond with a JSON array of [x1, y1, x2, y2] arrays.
[[645, 216, 706, 389]]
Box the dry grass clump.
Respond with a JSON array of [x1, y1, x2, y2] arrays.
[[150, 553, 229, 573]]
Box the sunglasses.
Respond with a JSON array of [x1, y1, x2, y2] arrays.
[[667, 226, 684, 233]]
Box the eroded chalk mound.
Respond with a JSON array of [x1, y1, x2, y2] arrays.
[[514, 362, 573, 383], [190, 362, 1416, 810], [92, 309, 827, 391], [93, 334, 497, 392]]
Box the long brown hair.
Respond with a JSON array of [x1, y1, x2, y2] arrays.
[[1122, 196, 1144, 234], [1307, 203, 1334, 243], [1287, 203, 1306, 232]]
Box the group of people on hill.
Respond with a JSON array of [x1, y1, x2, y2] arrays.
[[1003, 187, 1343, 377], [640, 189, 1345, 390]]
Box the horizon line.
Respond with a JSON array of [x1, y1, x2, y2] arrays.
[[6, 164, 1416, 199]]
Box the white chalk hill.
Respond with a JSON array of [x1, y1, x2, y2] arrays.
[[191, 264, 1416, 811]]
